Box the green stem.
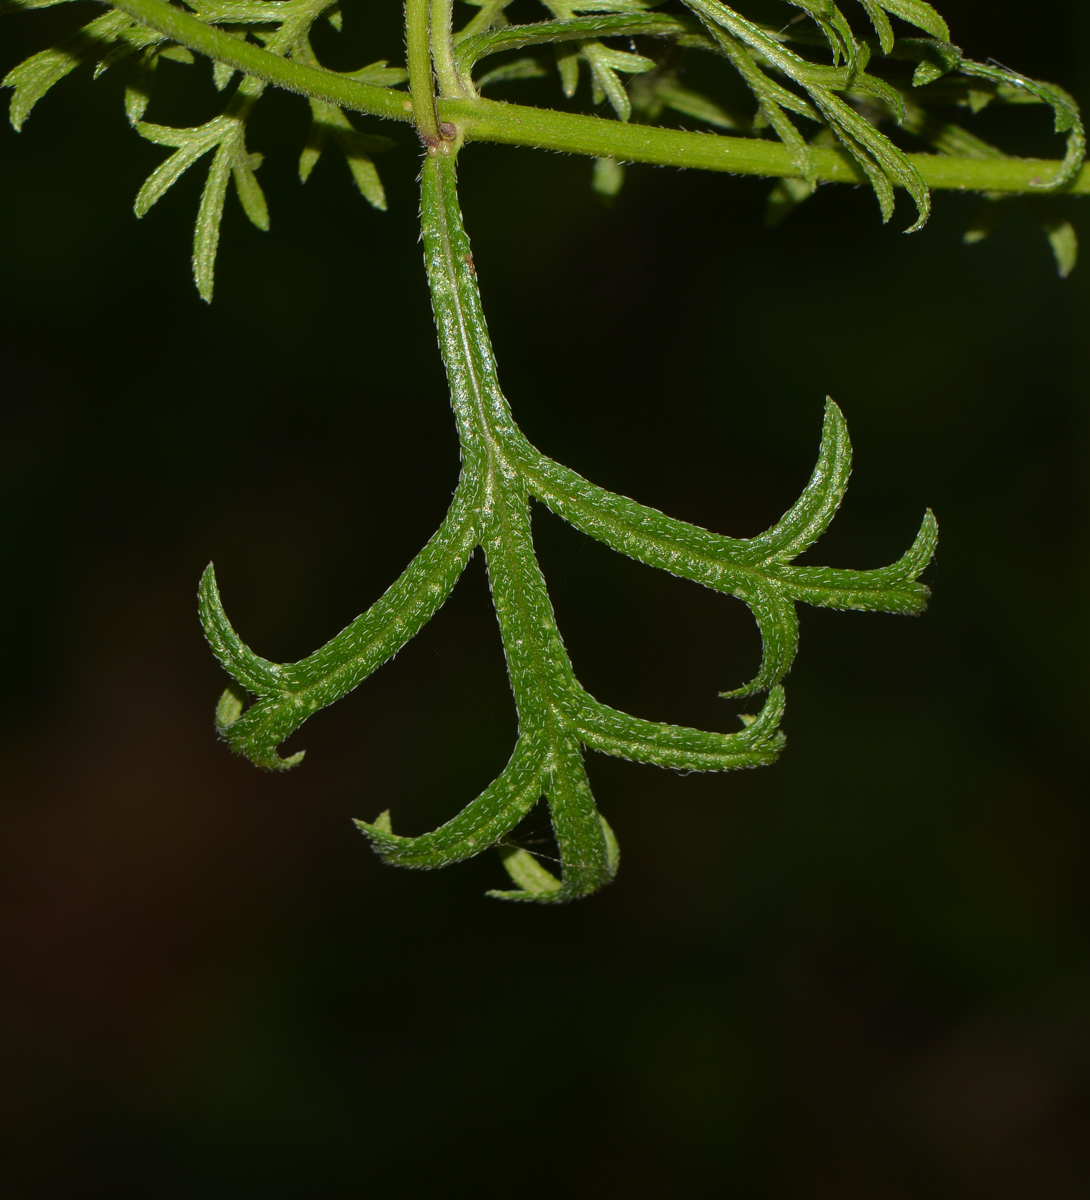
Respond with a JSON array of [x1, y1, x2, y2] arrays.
[[232, 0, 331, 107], [108, 0, 413, 119], [429, 0, 471, 99], [102, 0, 1090, 195], [405, 0, 439, 142]]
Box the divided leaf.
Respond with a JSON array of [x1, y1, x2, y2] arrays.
[[4, 9, 138, 130], [581, 40, 655, 121], [295, 41, 397, 208], [683, 0, 937, 228], [199, 474, 481, 770], [630, 68, 745, 130], [475, 55, 547, 90], [541, 0, 656, 118], [299, 97, 394, 209], [516, 398, 936, 698]]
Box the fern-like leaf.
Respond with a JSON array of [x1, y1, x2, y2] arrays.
[[200, 151, 935, 900]]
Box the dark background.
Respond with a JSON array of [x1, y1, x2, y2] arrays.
[[1, 1, 1087, 1195]]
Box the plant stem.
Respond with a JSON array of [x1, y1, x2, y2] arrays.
[[429, 0, 472, 99], [103, 0, 1090, 196], [404, 0, 439, 141]]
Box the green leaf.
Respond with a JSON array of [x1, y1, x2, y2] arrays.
[[343, 59, 409, 88], [962, 196, 1009, 246], [356, 736, 545, 869], [3, 9, 134, 131], [877, 0, 949, 43], [556, 43, 580, 97], [678, 0, 966, 228], [1025, 197, 1078, 278], [232, 153, 269, 230], [910, 42, 960, 87], [193, 139, 235, 302], [475, 55, 548, 90], [298, 110, 328, 182], [199, 474, 481, 769], [338, 130, 390, 209], [298, 98, 393, 208], [809, 86, 930, 229], [592, 155, 624, 197], [857, 0, 895, 55], [494, 843, 563, 896], [212, 58, 235, 91], [744, 397, 851, 562], [652, 77, 743, 130], [531, 734, 615, 902], [582, 41, 654, 121], [515, 397, 935, 697], [158, 45, 195, 65], [195, 111, 943, 902], [765, 175, 816, 228], [1043, 216, 1077, 278], [786, 1, 859, 71], [572, 683, 786, 769], [133, 121, 223, 216], [0, 0, 84, 13], [958, 59, 1086, 191], [124, 46, 158, 125]]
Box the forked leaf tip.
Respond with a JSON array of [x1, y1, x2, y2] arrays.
[[355, 810, 394, 841]]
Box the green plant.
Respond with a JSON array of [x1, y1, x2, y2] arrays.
[[4, 0, 1084, 901]]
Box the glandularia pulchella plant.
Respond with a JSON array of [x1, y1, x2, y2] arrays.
[[5, 0, 1084, 900]]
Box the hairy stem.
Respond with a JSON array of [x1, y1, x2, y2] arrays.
[[429, 0, 472, 100], [102, 0, 1090, 194], [405, 0, 439, 141]]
